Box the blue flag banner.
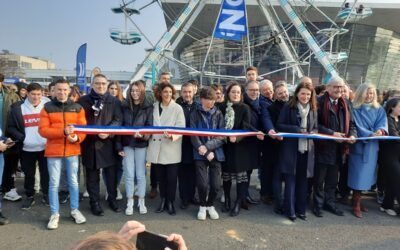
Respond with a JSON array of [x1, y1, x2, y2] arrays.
[[214, 0, 248, 41], [76, 43, 87, 92]]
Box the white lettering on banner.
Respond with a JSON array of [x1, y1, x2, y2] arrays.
[[219, 9, 245, 34], [226, 0, 243, 7]]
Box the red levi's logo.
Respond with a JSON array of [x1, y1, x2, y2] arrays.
[[23, 113, 41, 127]]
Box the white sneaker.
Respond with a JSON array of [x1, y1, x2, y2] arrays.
[[47, 214, 60, 230], [380, 207, 397, 216], [4, 188, 22, 201], [197, 206, 207, 220], [117, 188, 123, 200], [207, 206, 219, 220], [71, 209, 86, 224], [138, 198, 147, 214], [220, 193, 225, 203], [83, 190, 89, 198], [126, 198, 134, 215]]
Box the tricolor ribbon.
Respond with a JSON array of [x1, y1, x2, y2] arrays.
[[73, 125, 260, 137], [73, 125, 400, 141], [275, 133, 400, 141]]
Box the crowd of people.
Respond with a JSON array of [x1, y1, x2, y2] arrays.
[[0, 67, 399, 232]]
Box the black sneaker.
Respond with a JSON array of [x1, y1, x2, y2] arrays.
[[22, 197, 35, 210], [0, 212, 10, 225], [41, 195, 50, 206], [59, 191, 69, 204]]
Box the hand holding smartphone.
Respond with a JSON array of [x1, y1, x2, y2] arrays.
[[136, 231, 178, 250]]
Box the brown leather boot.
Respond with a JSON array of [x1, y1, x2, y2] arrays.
[[352, 191, 362, 218], [360, 200, 368, 212]]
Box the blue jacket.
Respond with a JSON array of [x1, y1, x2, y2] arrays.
[[190, 104, 225, 162]]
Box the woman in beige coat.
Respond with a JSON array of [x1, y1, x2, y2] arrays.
[[147, 83, 185, 215]]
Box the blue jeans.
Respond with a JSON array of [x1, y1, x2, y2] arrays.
[[0, 153, 4, 210], [48, 156, 79, 215], [123, 147, 147, 198]]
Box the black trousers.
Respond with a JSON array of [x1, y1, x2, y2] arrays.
[[260, 147, 274, 197], [178, 163, 196, 203], [1, 152, 19, 192], [195, 160, 221, 207], [154, 163, 179, 202], [313, 163, 339, 209], [283, 153, 308, 216], [382, 160, 400, 209], [20, 150, 48, 197], [86, 166, 117, 204], [150, 165, 158, 189], [338, 157, 350, 197]]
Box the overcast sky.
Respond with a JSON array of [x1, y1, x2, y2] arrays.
[[1, 0, 167, 72]]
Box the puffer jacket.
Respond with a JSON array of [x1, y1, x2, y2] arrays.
[[39, 98, 87, 157]]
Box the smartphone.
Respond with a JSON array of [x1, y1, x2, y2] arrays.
[[136, 231, 178, 250], [6, 140, 18, 145]]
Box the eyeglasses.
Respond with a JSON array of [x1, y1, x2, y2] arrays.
[[94, 82, 108, 86], [247, 89, 260, 92]]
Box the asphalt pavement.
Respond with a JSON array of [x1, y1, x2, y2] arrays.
[[0, 175, 399, 250]]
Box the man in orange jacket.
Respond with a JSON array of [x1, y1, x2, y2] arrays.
[[39, 79, 87, 230]]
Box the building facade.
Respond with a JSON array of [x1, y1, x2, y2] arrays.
[[160, 0, 400, 90]]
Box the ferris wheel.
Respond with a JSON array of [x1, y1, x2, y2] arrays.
[[110, 0, 373, 85]]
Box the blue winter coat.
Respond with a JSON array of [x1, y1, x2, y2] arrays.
[[348, 104, 388, 190]]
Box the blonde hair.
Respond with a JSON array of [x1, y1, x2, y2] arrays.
[[352, 83, 380, 109], [71, 231, 136, 250]]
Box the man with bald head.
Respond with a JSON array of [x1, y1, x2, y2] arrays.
[[313, 77, 357, 218]]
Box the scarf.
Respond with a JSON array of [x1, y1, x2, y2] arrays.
[[244, 93, 260, 115], [322, 92, 349, 135], [89, 89, 108, 117], [225, 101, 235, 130], [297, 102, 310, 153]]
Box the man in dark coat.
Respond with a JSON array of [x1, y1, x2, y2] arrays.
[[176, 82, 197, 209], [264, 81, 289, 213], [259, 79, 276, 204], [243, 81, 263, 206], [314, 77, 356, 217], [78, 74, 123, 216]]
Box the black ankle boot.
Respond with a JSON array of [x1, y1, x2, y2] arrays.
[[156, 198, 166, 213], [230, 200, 241, 217], [91, 202, 104, 216], [167, 201, 176, 215]]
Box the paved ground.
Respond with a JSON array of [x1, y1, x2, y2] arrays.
[[0, 176, 399, 250]]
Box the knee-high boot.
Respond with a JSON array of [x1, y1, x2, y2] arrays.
[[352, 191, 362, 218], [222, 181, 231, 213], [231, 181, 247, 217]]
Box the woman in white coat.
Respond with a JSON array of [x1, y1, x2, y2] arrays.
[[147, 83, 185, 215]]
